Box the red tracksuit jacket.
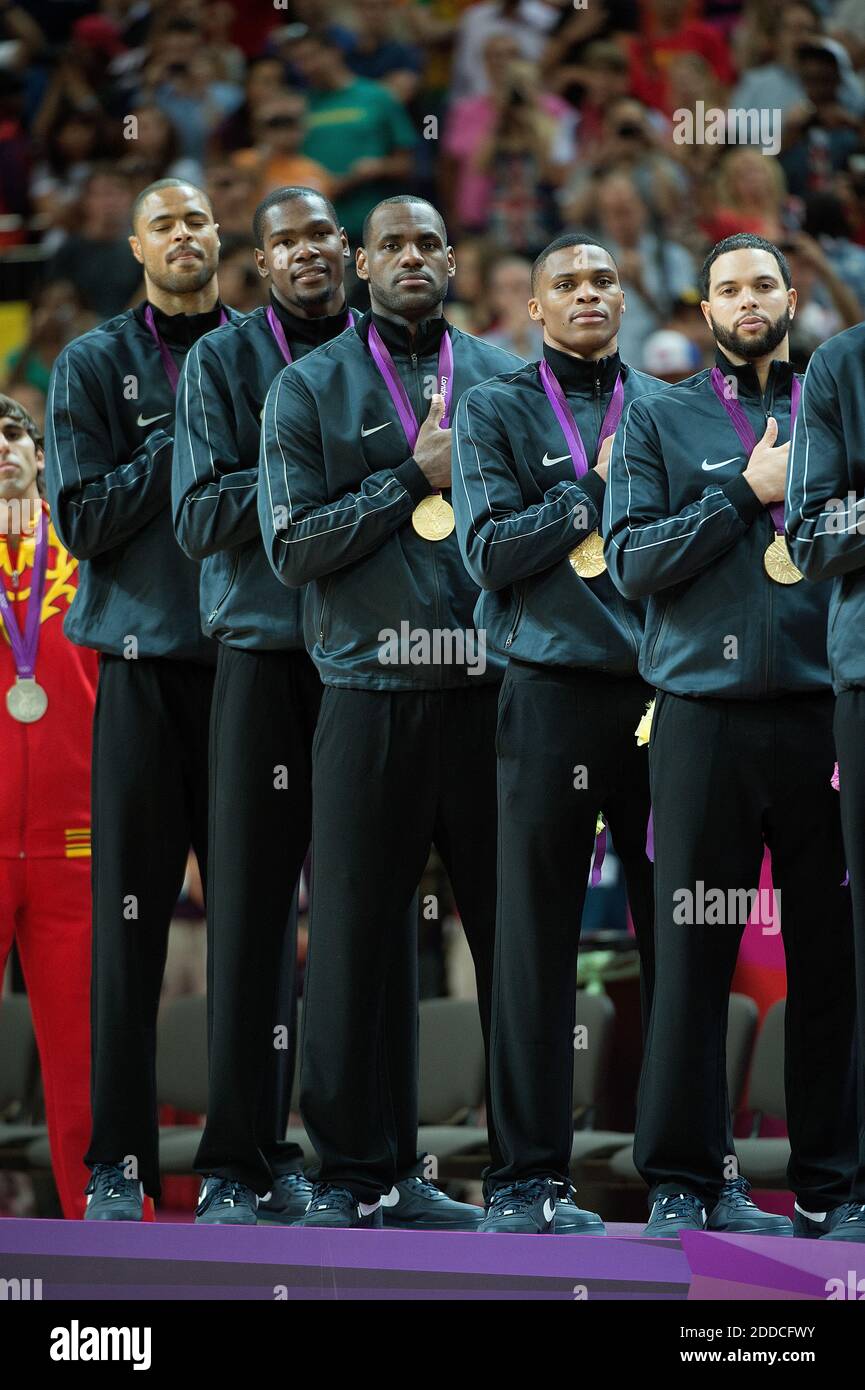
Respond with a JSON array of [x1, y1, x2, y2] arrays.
[[0, 502, 98, 859]]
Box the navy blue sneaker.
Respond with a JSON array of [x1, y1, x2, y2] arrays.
[[795, 1200, 865, 1245], [822, 1203, 865, 1242], [707, 1178, 793, 1236], [643, 1192, 706, 1238], [794, 1201, 865, 1242], [195, 1177, 259, 1224], [84, 1163, 143, 1221], [291, 1183, 382, 1228], [479, 1178, 558, 1234], [257, 1172, 314, 1225], [556, 1183, 606, 1235], [380, 1176, 483, 1231]]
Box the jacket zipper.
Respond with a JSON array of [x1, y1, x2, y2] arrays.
[[762, 368, 777, 694], [207, 552, 239, 624], [318, 578, 332, 644], [649, 601, 671, 668], [505, 589, 524, 647], [411, 346, 445, 671]]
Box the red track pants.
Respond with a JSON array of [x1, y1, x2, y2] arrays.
[[0, 855, 91, 1219]]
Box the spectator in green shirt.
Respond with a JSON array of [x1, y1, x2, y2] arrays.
[[280, 28, 415, 243]]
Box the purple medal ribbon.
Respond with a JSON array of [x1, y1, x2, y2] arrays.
[[367, 322, 454, 448], [591, 827, 606, 887], [538, 360, 624, 478], [709, 366, 800, 531], [538, 360, 624, 881], [266, 304, 357, 366], [144, 303, 229, 393], [0, 506, 48, 683]]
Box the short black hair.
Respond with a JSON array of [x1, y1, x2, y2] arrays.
[[0, 393, 43, 451], [131, 177, 214, 234], [361, 195, 448, 249], [530, 233, 615, 293], [700, 233, 792, 298], [252, 185, 341, 249]]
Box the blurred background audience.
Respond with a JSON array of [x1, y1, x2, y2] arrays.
[[5, 0, 865, 411]]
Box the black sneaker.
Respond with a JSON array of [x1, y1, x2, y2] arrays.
[[291, 1183, 383, 1229], [84, 1163, 144, 1221], [195, 1177, 259, 1224], [479, 1178, 558, 1234], [380, 1175, 483, 1230], [817, 1202, 865, 1243], [643, 1192, 706, 1238], [556, 1182, 606, 1235], [257, 1172, 314, 1225], [707, 1177, 793, 1236]]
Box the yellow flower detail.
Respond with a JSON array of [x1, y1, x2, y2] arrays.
[[635, 699, 655, 747]]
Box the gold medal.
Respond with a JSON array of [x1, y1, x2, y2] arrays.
[[6, 677, 48, 723], [569, 529, 607, 578], [412, 494, 455, 542], [763, 533, 803, 585]]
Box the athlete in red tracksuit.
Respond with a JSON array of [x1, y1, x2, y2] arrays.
[[0, 394, 97, 1220]]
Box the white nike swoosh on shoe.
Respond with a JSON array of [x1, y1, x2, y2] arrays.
[[358, 1199, 381, 1216], [136, 412, 170, 428], [361, 422, 391, 437], [542, 452, 571, 467], [701, 456, 740, 470], [379, 1187, 401, 1207], [543, 1198, 556, 1223]]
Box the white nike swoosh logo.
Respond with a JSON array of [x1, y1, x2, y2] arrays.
[[701, 456, 740, 470], [137, 412, 170, 428], [543, 1198, 556, 1223], [361, 422, 391, 437], [542, 452, 571, 467]]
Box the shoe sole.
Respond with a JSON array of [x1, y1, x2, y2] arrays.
[[707, 1225, 794, 1237], [256, 1212, 309, 1226]]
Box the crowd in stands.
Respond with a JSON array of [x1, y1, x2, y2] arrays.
[[3, 0, 865, 426]]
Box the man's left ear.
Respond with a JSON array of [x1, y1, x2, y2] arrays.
[[36, 449, 45, 473]]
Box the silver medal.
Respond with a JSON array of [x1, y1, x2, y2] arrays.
[[6, 678, 48, 723]]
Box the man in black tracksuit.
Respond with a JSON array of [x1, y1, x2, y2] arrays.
[[787, 322, 865, 1242], [453, 234, 663, 1235], [258, 195, 524, 1229], [173, 187, 422, 1226], [45, 178, 241, 1219], [605, 233, 862, 1239]]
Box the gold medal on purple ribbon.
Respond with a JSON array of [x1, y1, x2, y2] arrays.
[[367, 323, 456, 542], [569, 530, 607, 578], [412, 494, 455, 541], [763, 532, 803, 584], [538, 359, 623, 581], [709, 367, 803, 586]]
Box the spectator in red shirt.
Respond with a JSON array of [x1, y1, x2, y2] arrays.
[[0, 393, 97, 1221], [628, 0, 736, 115]]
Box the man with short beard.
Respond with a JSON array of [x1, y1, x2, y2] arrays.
[[258, 195, 524, 1229], [172, 186, 407, 1226], [45, 179, 242, 1221], [605, 233, 860, 1239]]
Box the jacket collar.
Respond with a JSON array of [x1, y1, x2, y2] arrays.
[[541, 342, 623, 394], [713, 346, 795, 400], [269, 292, 352, 348], [136, 300, 228, 350], [357, 308, 451, 358]]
